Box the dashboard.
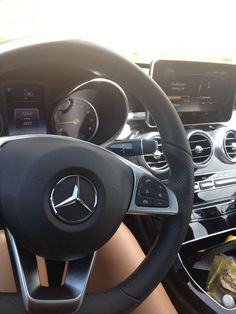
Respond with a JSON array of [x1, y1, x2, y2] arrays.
[[0, 60, 236, 235]]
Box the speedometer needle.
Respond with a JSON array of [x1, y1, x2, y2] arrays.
[[56, 119, 80, 125]]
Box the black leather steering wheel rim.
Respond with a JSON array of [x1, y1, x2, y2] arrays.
[[0, 39, 194, 314]]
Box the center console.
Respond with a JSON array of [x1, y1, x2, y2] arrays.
[[146, 60, 236, 313], [147, 60, 236, 241]]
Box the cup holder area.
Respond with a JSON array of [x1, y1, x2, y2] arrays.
[[179, 228, 236, 310]]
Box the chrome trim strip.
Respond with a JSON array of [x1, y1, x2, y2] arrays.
[[183, 227, 236, 245], [193, 198, 235, 211]]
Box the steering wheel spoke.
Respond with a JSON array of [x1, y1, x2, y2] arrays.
[[126, 162, 178, 216], [6, 229, 95, 314]]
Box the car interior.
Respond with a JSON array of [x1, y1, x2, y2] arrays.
[[0, 37, 235, 314], [0, 2, 236, 313]]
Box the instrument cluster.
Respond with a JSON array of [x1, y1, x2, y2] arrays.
[[0, 79, 128, 145]]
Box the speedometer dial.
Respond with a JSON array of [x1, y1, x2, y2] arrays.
[[52, 97, 98, 140]]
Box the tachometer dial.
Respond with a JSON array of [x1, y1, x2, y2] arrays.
[[52, 97, 98, 140]]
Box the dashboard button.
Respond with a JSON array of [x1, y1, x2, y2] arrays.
[[204, 207, 220, 218], [220, 204, 236, 214], [199, 181, 214, 190], [214, 178, 236, 187], [193, 210, 205, 220]]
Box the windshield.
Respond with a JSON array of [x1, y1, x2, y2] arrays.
[[0, 0, 236, 63]]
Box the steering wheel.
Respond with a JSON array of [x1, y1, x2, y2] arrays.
[[0, 39, 194, 314]]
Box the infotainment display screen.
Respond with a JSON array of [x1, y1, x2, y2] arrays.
[[151, 60, 236, 124]]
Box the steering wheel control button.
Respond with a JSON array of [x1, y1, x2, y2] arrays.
[[153, 199, 169, 207], [136, 195, 153, 207], [50, 175, 97, 224], [140, 186, 153, 197], [136, 176, 169, 208], [141, 176, 154, 187]]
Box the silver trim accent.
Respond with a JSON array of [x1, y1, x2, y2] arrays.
[[140, 138, 144, 155], [183, 226, 236, 245], [223, 130, 236, 163], [0, 134, 81, 147], [145, 111, 157, 129], [215, 177, 236, 186], [6, 229, 96, 313], [195, 168, 236, 178], [179, 227, 236, 311], [193, 198, 235, 211], [127, 112, 146, 121], [69, 78, 129, 146], [194, 175, 236, 193], [187, 130, 214, 168], [50, 175, 97, 224]]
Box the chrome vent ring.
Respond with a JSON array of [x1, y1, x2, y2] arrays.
[[188, 131, 214, 168], [223, 130, 236, 162]]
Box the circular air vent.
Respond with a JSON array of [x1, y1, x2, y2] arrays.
[[188, 131, 213, 167], [223, 130, 236, 162], [140, 133, 168, 172]]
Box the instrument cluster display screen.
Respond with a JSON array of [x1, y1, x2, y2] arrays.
[[152, 60, 236, 124], [4, 82, 47, 135]]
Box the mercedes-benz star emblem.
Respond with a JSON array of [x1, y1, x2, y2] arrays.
[[50, 175, 97, 224]]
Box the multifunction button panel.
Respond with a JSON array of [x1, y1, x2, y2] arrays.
[[135, 176, 169, 208]]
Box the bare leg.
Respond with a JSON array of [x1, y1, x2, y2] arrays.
[[0, 230, 16, 292], [0, 225, 177, 314], [88, 223, 177, 314]]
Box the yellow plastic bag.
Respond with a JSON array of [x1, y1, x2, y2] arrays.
[[207, 255, 236, 304]]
